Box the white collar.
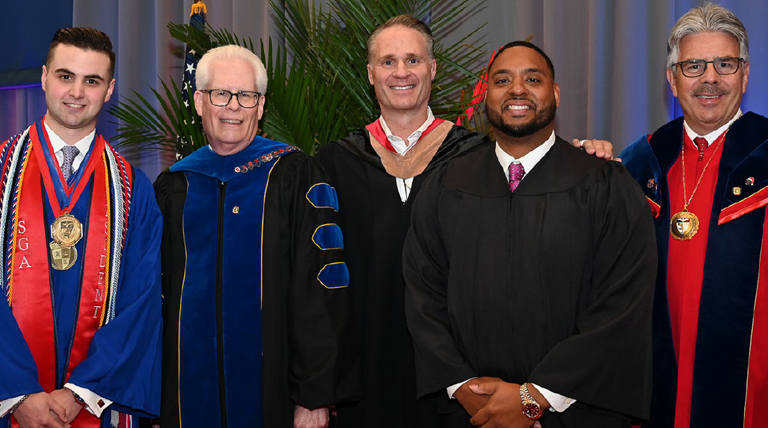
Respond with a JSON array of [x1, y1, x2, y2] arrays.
[[683, 109, 742, 145], [378, 108, 435, 155], [495, 130, 557, 179], [44, 121, 95, 157]]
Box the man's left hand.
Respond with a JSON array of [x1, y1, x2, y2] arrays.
[[571, 138, 616, 160], [468, 381, 540, 428], [293, 405, 329, 428], [49, 389, 83, 424]]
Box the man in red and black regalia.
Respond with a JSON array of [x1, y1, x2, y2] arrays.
[[620, 4, 768, 428], [314, 15, 489, 428], [0, 28, 162, 427]]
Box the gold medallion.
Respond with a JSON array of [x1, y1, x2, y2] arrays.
[[51, 213, 83, 247], [50, 241, 77, 270], [670, 211, 700, 240]]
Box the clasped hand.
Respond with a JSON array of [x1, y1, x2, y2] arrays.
[[12, 389, 83, 428], [293, 404, 330, 428], [455, 378, 542, 428]]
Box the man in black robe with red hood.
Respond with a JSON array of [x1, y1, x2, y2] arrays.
[[315, 14, 488, 428]]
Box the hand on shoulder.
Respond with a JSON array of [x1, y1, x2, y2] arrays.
[[572, 138, 620, 161]]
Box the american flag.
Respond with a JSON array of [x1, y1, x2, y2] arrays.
[[181, 7, 206, 113], [177, 5, 207, 159]]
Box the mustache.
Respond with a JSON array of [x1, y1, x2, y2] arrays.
[[506, 96, 533, 102], [692, 84, 728, 96], [502, 96, 537, 108]]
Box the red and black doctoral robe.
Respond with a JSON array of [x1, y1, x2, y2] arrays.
[[620, 112, 768, 428]]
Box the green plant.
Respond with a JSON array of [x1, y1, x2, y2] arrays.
[[109, 0, 486, 156]]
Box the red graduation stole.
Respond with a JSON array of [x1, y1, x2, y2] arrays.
[[5, 123, 132, 427]]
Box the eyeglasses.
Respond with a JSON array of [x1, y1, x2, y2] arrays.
[[201, 89, 262, 108], [674, 57, 744, 78]]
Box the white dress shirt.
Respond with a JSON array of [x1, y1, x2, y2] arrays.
[[378, 108, 436, 202], [495, 130, 556, 180], [45, 121, 95, 176], [682, 108, 742, 146]]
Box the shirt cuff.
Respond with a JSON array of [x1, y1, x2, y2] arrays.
[[447, 378, 477, 399], [530, 383, 576, 412], [65, 383, 113, 418], [0, 396, 26, 417]]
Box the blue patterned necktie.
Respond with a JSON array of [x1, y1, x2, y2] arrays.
[[508, 162, 525, 192], [61, 145, 79, 181]]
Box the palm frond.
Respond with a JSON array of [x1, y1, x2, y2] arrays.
[[109, 78, 206, 157], [109, 0, 488, 159], [278, 0, 486, 127]]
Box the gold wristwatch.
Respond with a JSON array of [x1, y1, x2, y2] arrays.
[[520, 383, 543, 420]]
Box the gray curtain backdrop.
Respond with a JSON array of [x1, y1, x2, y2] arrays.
[[1, 0, 766, 180], [440, 0, 768, 150], [71, 0, 276, 179]]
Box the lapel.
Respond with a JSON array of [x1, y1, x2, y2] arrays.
[[627, 113, 768, 224]]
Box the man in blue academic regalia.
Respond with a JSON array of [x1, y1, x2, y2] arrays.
[[0, 28, 163, 427], [154, 45, 357, 428]]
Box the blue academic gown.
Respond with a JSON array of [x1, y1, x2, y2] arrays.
[[0, 127, 163, 426], [155, 137, 358, 428]]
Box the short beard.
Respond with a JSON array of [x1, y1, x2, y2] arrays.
[[485, 101, 557, 139]]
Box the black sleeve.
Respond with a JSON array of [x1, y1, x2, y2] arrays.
[[529, 163, 657, 420], [403, 165, 477, 398], [276, 154, 360, 408], [153, 170, 189, 426]]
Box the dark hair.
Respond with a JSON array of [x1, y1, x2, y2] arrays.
[[46, 27, 116, 78], [490, 40, 555, 80], [367, 15, 434, 63]]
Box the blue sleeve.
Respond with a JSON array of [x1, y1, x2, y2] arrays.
[[0, 296, 45, 402], [0, 141, 45, 405], [67, 169, 163, 418]]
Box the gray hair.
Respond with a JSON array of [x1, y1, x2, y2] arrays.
[[196, 45, 268, 93], [667, 2, 749, 70], [367, 15, 434, 64]]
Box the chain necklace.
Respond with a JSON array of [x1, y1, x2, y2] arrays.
[[670, 134, 725, 240]]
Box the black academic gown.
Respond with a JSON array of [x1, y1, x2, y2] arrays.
[[404, 138, 657, 427], [315, 125, 489, 428], [154, 144, 358, 428]]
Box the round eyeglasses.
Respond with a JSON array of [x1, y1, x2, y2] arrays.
[[201, 89, 262, 108], [674, 57, 744, 78]]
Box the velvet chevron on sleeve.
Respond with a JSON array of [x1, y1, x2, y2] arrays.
[[315, 124, 490, 428], [156, 137, 357, 428]]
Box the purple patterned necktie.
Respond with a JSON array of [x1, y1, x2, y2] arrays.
[[61, 145, 79, 181], [508, 162, 525, 192], [693, 137, 708, 161]]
